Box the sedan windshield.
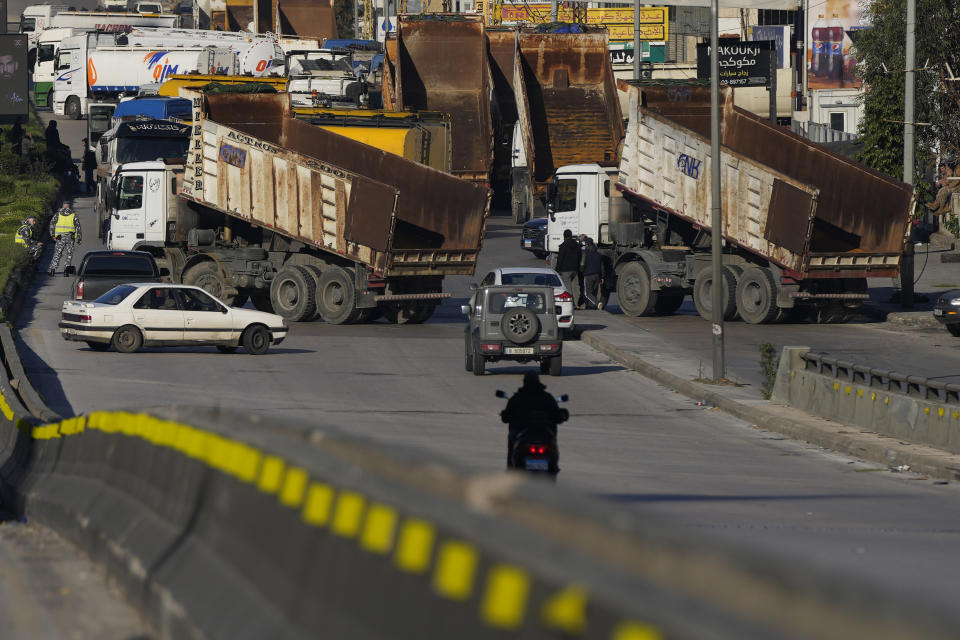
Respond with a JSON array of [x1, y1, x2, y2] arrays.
[[501, 272, 562, 287], [94, 284, 138, 305]]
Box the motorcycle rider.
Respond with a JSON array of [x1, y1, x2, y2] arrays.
[[500, 371, 565, 469]]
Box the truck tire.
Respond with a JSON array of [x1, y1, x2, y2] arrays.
[[183, 262, 233, 304], [615, 261, 658, 316], [65, 96, 81, 120], [693, 267, 737, 321], [250, 291, 273, 312], [270, 266, 317, 322], [301, 264, 325, 320], [736, 267, 779, 324], [112, 325, 142, 354], [500, 307, 539, 344], [45, 89, 53, 110], [316, 266, 356, 325]]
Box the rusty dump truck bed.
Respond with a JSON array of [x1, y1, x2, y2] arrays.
[[618, 81, 913, 277], [181, 91, 488, 277], [514, 27, 624, 184], [393, 15, 494, 186]]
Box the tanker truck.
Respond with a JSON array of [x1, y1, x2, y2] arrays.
[[106, 89, 489, 325], [543, 81, 913, 323]]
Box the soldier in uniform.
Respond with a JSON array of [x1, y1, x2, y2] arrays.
[[48, 204, 81, 276], [14, 216, 43, 261]]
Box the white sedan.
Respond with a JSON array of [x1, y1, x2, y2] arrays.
[[59, 283, 288, 354], [477, 267, 574, 333]]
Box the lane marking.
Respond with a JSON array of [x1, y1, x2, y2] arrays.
[[612, 621, 663, 640]]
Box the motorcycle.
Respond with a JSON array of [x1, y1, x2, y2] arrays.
[[495, 389, 569, 478]]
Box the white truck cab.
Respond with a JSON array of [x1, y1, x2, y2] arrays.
[[20, 4, 71, 48], [544, 164, 617, 254], [108, 161, 178, 251]]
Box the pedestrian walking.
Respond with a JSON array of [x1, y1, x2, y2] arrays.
[[44, 120, 61, 151], [580, 237, 606, 309], [8, 116, 24, 158], [14, 216, 43, 261], [555, 229, 581, 307], [81, 138, 96, 194], [48, 204, 81, 276]]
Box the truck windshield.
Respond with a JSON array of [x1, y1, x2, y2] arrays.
[[116, 137, 189, 163], [117, 175, 144, 210], [94, 285, 138, 305], [83, 255, 156, 276], [20, 18, 36, 32], [55, 50, 71, 71], [37, 44, 55, 63]]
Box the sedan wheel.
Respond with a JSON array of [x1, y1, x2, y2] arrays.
[[242, 325, 271, 355], [112, 325, 143, 353]]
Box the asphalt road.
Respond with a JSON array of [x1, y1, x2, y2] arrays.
[[15, 113, 960, 623]]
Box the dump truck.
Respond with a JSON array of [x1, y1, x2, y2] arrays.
[[106, 90, 489, 325], [543, 81, 913, 323], [510, 26, 624, 224], [389, 15, 494, 187]]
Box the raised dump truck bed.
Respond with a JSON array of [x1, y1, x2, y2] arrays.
[[511, 26, 623, 223], [392, 15, 494, 187]]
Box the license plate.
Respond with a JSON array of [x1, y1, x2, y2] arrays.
[[523, 239, 532, 247], [63, 328, 76, 335], [524, 458, 549, 471], [505, 347, 535, 355], [934, 309, 943, 316]]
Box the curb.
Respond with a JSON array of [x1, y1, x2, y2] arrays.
[[579, 329, 960, 482], [883, 311, 942, 329]]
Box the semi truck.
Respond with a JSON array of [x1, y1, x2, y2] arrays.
[[106, 90, 489, 324], [510, 26, 623, 224], [544, 81, 913, 323], [32, 27, 86, 107]]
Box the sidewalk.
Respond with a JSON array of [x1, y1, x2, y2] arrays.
[[577, 309, 960, 482]]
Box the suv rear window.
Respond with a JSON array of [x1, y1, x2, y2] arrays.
[[487, 292, 548, 313], [501, 272, 562, 287], [83, 255, 156, 276]]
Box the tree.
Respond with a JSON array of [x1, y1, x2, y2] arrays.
[[335, 0, 356, 38], [854, 0, 960, 209]]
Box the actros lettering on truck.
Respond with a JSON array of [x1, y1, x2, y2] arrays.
[[220, 130, 352, 180]]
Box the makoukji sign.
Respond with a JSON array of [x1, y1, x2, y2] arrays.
[[696, 39, 773, 88]]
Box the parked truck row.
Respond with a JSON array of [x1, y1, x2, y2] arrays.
[[106, 89, 489, 324]]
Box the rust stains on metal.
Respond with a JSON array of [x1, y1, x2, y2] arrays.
[[395, 16, 494, 185], [515, 28, 624, 184]]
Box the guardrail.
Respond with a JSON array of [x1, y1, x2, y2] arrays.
[[0, 338, 957, 639], [773, 347, 960, 455]]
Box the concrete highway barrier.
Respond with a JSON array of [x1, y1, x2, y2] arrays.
[[0, 340, 958, 639], [773, 347, 960, 455]]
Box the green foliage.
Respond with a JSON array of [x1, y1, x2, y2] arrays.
[[759, 342, 780, 400], [855, 0, 960, 207], [335, 0, 356, 38]]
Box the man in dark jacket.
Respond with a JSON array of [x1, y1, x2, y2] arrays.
[[555, 229, 581, 308], [500, 371, 564, 468], [580, 237, 607, 309]]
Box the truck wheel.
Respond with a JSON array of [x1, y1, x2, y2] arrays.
[[736, 267, 779, 324], [693, 267, 737, 321], [183, 262, 232, 303], [316, 266, 356, 325], [616, 261, 658, 316], [301, 264, 325, 320], [500, 307, 539, 344], [549, 354, 562, 377], [270, 266, 317, 322], [45, 89, 53, 110], [472, 343, 486, 376], [654, 293, 685, 315], [250, 291, 273, 312], [112, 325, 142, 353], [65, 96, 81, 120], [242, 325, 271, 355]]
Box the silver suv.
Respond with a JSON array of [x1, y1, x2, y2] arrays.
[[462, 285, 562, 376]]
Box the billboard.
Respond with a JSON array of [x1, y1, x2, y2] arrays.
[[749, 25, 790, 69], [0, 35, 28, 116], [807, 0, 865, 90], [697, 39, 773, 88], [498, 5, 668, 43]]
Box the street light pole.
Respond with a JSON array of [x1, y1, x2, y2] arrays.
[[901, 0, 916, 308], [633, 0, 641, 80], [710, 0, 725, 380]]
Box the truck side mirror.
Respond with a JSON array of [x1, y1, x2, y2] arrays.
[[469, 283, 477, 292], [546, 201, 555, 222]]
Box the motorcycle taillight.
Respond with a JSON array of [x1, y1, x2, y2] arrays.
[[528, 445, 546, 454]]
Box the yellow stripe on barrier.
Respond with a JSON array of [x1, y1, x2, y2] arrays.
[[31, 423, 59, 440], [280, 467, 308, 508], [611, 621, 664, 640], [394, 518, 435, 574], [331, 491, 366, 538], [258, 455, 285, 493], [480, 564, 530, 630], [302, 482, 335, 527], [541, 585, 588, 634], [0, 390, 14, 421], [433, 541, 478, 601], [360, 503, 398, 554]]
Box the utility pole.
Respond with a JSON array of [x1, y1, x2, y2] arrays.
[[710, 0, 724, 380], [550, 0, 557, 23], [632, 0, 641, 80], [901, 0, 916, 308]]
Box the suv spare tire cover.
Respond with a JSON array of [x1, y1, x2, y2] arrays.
[[500, 307, 539, 344]]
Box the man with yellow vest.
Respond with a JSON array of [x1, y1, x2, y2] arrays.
[[15, 216, 42, 261], [48, 204, 82, 276]]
